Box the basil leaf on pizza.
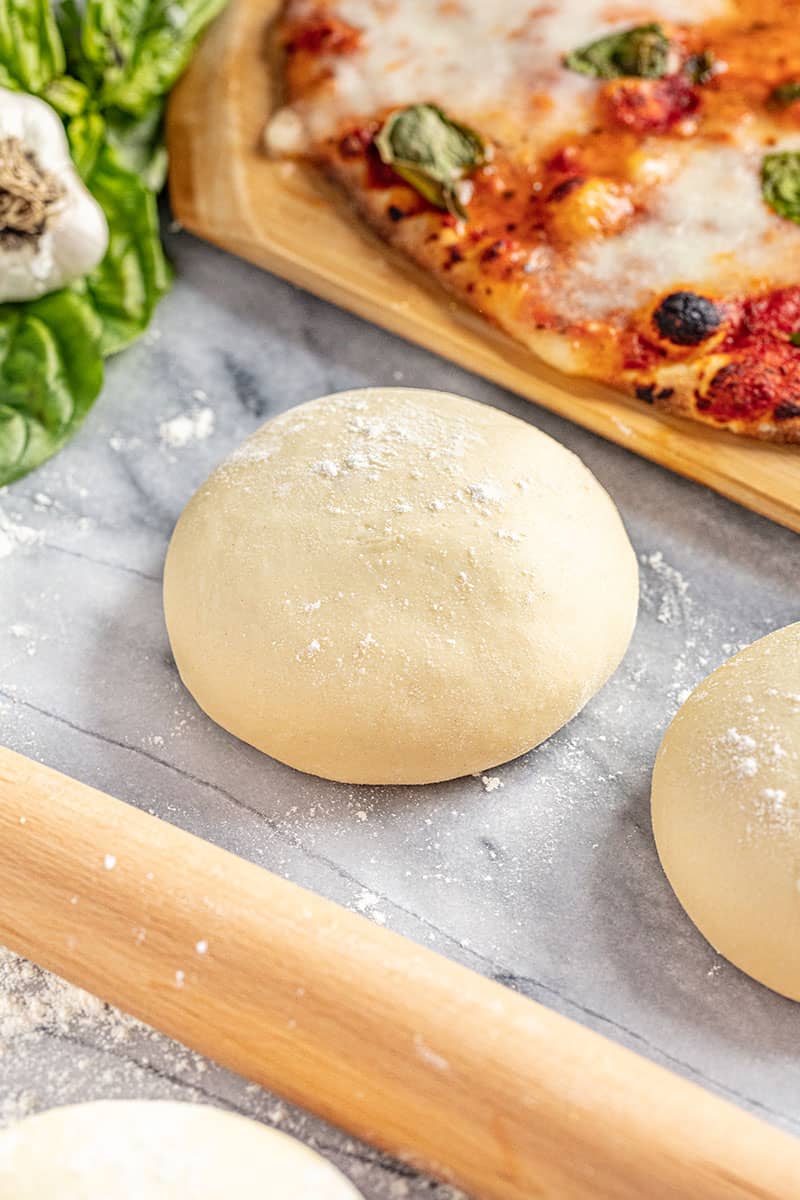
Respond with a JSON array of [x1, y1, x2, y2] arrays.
[[564, 24, 670, 80], [768, 80, 800, 108], [268, 0, 800, 443], [762, 152, 800, 223], [374, 104, 485, 218]]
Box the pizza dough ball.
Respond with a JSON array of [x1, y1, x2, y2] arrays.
[[164, 388, 638, 784], [652, 623, 800, 1000], [0, 1100, 363, 1197]]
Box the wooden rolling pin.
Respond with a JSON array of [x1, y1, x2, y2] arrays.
[[0, 746, 798, 1199]]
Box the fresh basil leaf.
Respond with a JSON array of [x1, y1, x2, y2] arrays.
[[762, 151, 800, 224], [83, 144, 172, 354], [0, 0, 65, 94], [56, 0, 87, 81], [0, 288, 104, 486], [375, 104, 485, 218], [76, 0, 226, 117], [67, 112, 108, 181], [768, 80, 800, 108], [105, 105, 168, 191], [42, 73, 91, 117], [789, 331, 800, 347], [564, 23, 670, 80]]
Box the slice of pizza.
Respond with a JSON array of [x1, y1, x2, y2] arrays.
[[265, 1, 800, 443]]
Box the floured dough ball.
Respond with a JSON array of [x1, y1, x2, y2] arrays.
[[652, 623, 800, 1000], [0, 1100, 363, 1197], [164, 388, 638, 784]]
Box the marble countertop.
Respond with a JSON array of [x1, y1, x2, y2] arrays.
[[1, 225, 798, 1197]]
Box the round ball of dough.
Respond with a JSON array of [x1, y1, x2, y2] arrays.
[[0, 1100, 363, 1197], [164, 388, 638, 784], [652, 623, 800, 1000]]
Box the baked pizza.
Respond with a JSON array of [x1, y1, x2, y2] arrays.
[[265, 1, 800, 443]]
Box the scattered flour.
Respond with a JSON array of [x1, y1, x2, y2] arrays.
[[159, 406, 215, 449], [0, 510, 42, 559], [353, 889, 380, 913], [412, 1034, 449, 1073], [315, 459, 340, 478], [640, 551, 690, 627], [467, 481, 504, 505]]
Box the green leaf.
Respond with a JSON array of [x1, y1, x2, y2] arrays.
[[56, 0, 87, 81], [789, 331, 800, 347], [76, 0, 226, 116], [67, 112, 109, 180], [105, 105, 168, 190], [564, 23, 670, 80], [42, 73, 91, 117], [0, 289, 104, 486], [83, 143, 172, 354], [375, 104, 486, 218], [768, 80, 800, 108], [0, 0, 65, 93], [762, 151, 800, 224]]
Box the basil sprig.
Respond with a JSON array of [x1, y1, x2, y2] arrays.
[[0, 0, 225, 484], [375, 104, 486, 219], [762, 151, 800, 224], [564, 23, 670, 80]]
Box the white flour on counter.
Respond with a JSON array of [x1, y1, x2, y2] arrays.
[[0, 510, 42, 560], [0, 947, 204, 1127], [159, 401, 215, 449]]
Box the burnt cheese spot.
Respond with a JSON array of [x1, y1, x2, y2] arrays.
[[635, 384, 674, 404], [547, 175, 585, 202], [480, 240, 505, 262], [388, 205, 406, 221], [776, 401, 800, 420], [653, 292, 721, 346]]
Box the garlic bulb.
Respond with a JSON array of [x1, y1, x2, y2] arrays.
[[0, 87, 108, 303]]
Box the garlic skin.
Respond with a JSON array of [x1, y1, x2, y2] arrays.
[[0, 87, 109, 303]]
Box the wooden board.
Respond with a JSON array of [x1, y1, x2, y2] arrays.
[[167, 0, 800, 534]]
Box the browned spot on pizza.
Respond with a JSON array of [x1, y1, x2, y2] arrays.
[[545, 176, 634, 242], [547, 175, 584, 202], [620, 331, 667, 371]]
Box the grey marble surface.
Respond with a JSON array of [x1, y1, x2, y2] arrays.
[[0, 224, 799, 1196]]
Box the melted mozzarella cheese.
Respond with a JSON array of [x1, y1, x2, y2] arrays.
[[282, 0, 731, 148], [555, 135, 800, 320], [275, 0, 800, 327]]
